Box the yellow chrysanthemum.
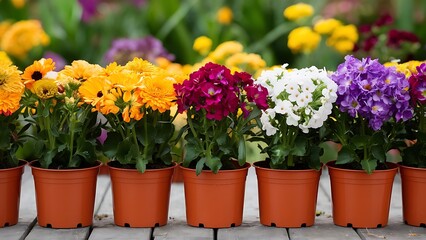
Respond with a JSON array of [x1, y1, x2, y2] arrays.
[[217, 6, 233, 25], [22, 58, 56, 90], [32, 79, 58, 99], [78, 75, 111, 110], [121, 93, 143, 122], [139, 73, 176, 113], [104, 62, 125, 76], [0, 61, 23, 93], [0, 51, 12, 65], [108, 71, 142, 92], [283, 3, 314, 21], [1, 20, 49, 59], [225, 53, 266, 75], [326, 24, 358, 53], [208, 41, 244, 63], [314, 18, 342, 35], [0, 90, 23, 116], [124, 58, 159, 77], [100, 89, 120, 115], [287, 27, 321, 53], [11, 0, 26, 8], [60, 60, 104, 83], [193, 36, 213, 55]]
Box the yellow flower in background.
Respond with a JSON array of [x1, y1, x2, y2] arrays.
[[11, 0, 26, 8], [208, 41, 243, 62], [326, 24, 358, 54], [22, 58, 56, 90], [314, 18, 342, 35], [193, 36, 213, 55], [139, 72, 177, 113], [384, 60, 425, 77], [287, 26, 321, 53], [61, 60, 104, 83], [283, 3, 314, 21], [1, 20, 49, 59], [32, 79, 58, 99], [0, 21, 12, 40], [225, 52, 266, 75], [0, 51, 12, 65], [156, 57, 192, 77], [217, 6, 233, 25], [0, 61, 23, 93]]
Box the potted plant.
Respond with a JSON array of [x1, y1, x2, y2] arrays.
[[0, 59, 27, 228], [81, 58, 184, 227], [21, 59, 103, 228], [398, 61, 426, 227], [252, 65, 338, 227], [326, 55, 413, 228], [174, 62, 268, 228]]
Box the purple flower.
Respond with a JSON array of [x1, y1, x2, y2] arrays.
[[331, 55, 413, 130], [43, 51, 66, 70], [104, 36, 175, 65], [409, 63, 426, 105], [78, 0, 99, 22]]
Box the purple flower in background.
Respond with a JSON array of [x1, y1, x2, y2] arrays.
[[104, 36, 175, 65], [78, 0, 99, 22], [43, 51, 67, 70], [331, 55, 413, 130]]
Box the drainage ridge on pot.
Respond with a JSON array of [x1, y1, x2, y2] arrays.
[[180, 162, 250, 228], [30, 160, 100, 229]]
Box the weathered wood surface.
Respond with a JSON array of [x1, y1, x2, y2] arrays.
[[1, 166, 425, 240]]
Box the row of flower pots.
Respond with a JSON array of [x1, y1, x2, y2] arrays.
[[1, 160, 425, 229]]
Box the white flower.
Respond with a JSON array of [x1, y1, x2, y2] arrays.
[[260, 109, 278, 136]]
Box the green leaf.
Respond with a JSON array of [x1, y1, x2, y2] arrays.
[[183, 142, 202, 166], [309, 145, 323, 170], [292, 136, 307, 157], [0, 128, 10, 149], [336, 146, 357, 165], [155, 122, 174, 144], [40, 149, 56, 168], [195, 157, 206, 176], [102, 132, 122, 159], [351, 135, 367, 149], [237, 137, 246, 166], [371, 145, 386, 162], [206, 156, 221, 173], [361, 159, 377, 174], [136, 157, 148, 173], [270, 145, 290, 165]]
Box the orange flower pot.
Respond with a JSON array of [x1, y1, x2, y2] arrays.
[[30, 161, 100, 228], [399, 164, 426, 227], [108, 162, 176, 227], [253, 161, 321, 227], [327, 161, 397, 228], [180, 162, 250, 228], [0, 160, 26, 228], [172, 165, 184, 182]]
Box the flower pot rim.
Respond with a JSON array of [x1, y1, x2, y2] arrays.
[[397, 163, 426, 171], [107, 161, 177, 173], [0, 160, 27, 172], [326, 160, 398, 173], [253, 160, 322, 173], [179, 162, 251, 173], [29, 160, 101, 172]]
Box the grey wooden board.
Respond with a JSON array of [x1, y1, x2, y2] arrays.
[[0, 221, 35, 240], [217, 221, 288, 240], [90, 217, 151, 240], [25, 175, 111, 240], [169, 182, 186, 221], [243, 167, 260, 222], [317, 167, 332, 216], [357, 218, 426, 240], [289, 216, 361, 240], [153, 220, 213, 240]]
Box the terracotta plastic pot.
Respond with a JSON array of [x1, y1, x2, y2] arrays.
[[0, 160, 26, 228], [327, 161, 397, 228], [254, 161, 321, 227], [108, 162, 176, 227], [180, 162, 250, 228], [30, 161, 100, 228], [399, 164, 426, 227], [172, 165, 184, 182]]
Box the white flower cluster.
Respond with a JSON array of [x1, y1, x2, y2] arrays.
[[257, 65, 338, 135]]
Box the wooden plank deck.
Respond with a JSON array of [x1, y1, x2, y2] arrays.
[[1, 166, 426, 240]]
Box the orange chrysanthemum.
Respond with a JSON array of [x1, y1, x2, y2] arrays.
[[103, 62, 125, 76], [60, 60, 104, 83], [0, 61, 23, 93], [79, 76, 112, 111], [124, 58, 158, 77], [139, 73, 177, 113], [22, 58, 55, 90], [0, 90, 23, 116]]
